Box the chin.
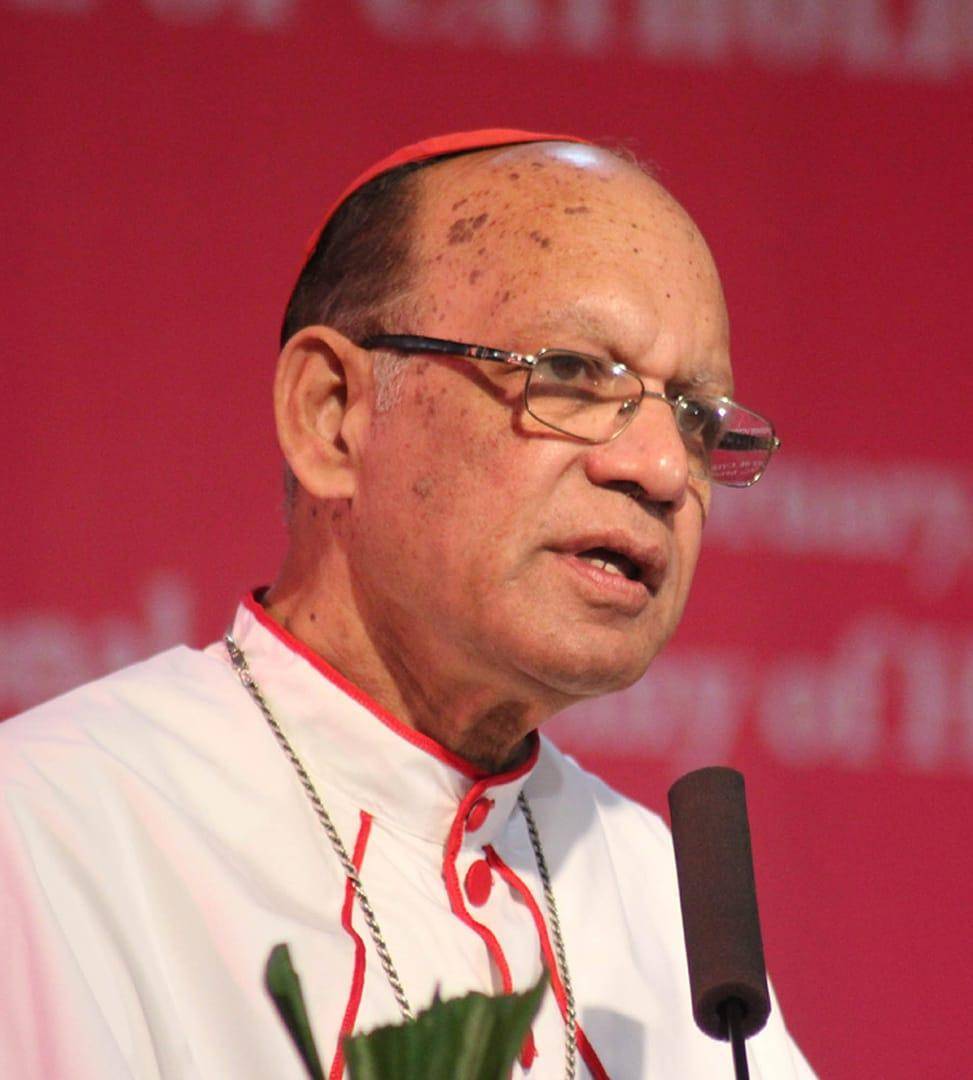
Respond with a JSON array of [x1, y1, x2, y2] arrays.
[[488, 600, 679, 705], [526, 639, 664, 701]]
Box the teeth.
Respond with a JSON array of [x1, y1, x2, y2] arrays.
[[578, 553, 627, 577]]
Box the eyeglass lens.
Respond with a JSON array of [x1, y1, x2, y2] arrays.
[[674, 398, 775, 487], [528, 352, 774, 486], [527, 352, 641, 441]]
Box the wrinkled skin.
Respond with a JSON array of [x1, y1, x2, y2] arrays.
[[268, 142, 733, 771]]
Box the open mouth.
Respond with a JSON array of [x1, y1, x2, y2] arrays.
[[575, 547, 643, 583]]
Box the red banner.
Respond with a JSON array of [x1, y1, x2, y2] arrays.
[[4, 2, 972, 1075]]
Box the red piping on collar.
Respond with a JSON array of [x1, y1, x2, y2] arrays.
[[241, 591, 539, 783], [329, 811, 372, 1080], [485, 845, 611, 1080], [441, 780, 517, 994]]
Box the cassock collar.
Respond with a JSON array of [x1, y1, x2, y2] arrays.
[[224, 592, 539, 848]]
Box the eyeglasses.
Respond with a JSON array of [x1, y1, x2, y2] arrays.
[[361, 333, 781, 488]]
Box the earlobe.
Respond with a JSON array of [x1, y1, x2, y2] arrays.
[[273, 326, 372, 502]]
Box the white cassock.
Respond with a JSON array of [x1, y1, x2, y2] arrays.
[[0, 594, 816, 1079]]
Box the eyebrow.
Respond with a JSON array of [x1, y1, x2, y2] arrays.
[[528, 305, 613, 345], [526, 306, 734, 398], [670, 369, 735, 399]]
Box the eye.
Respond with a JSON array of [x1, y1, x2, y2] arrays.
[[544, 352, 598, 383], [675, 397, 710, 433], [676, 397, 728, 448]]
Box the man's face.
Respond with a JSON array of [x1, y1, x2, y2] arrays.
[[347, 143, 732, 720]]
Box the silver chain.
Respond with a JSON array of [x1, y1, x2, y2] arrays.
[[224, 633, 414, 1020], [518, 790, 577, 1079], [224, 631, 577, 1079]]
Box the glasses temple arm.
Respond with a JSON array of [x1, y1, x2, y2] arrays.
[[362, 334, 519, 365]]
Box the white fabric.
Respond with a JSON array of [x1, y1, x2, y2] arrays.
[[0, 598, 815, 1079]]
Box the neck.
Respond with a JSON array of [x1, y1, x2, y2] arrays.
[[263, 538, 554, 773]]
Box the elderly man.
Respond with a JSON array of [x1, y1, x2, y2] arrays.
[[0, 130, 812, 1078]]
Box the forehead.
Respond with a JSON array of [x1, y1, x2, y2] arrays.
[[407, 143, 731, 389]]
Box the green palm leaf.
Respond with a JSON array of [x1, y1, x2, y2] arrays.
[[265, 943, 548, 1080], [344, 973, 548, 1080]]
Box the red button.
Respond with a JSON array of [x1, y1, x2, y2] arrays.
[[465, 797, 494, 833], [464, 858, 493, 906], [520, 1028, 537, 1070]]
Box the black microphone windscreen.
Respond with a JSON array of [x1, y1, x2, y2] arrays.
[[668, 766, 771, 1041]]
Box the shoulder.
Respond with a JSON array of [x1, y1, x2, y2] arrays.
[[1, 643, 237, 740], [0, 644, 246, 804]]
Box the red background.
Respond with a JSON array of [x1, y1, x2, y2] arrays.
[[4, 2, 972, 1075]]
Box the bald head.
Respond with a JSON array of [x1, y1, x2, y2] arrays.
[[280, 139, 703, 347], [402, 141, 729, 394]]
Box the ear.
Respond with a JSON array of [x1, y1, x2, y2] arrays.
[[273, 326, 373, 501]]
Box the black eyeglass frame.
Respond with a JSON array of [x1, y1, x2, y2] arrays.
[[360, 333, 781, 487]]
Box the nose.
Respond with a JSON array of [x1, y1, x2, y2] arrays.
[[582, 397, 690, 509]]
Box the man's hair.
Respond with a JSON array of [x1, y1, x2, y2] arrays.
[[280, 160, 431, 349], [279, 158, 440, 513]]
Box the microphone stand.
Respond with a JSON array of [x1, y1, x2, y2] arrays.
[[721, 998, 751, 1080]]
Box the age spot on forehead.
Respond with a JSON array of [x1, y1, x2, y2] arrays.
[[563, 205, 590, 215], [447, 212, 490, 245], [469, 268, 483, 284], [528, 230, 552, 250], [489, 287, 514, 312]]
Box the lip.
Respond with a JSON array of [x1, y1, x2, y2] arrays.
[[550, 530, 668, 609]]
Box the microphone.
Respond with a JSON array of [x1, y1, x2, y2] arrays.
[[668, 767, 771, 1079]]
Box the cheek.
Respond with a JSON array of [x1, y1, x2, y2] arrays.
[[401, 377, 525, 510], [359, 411, 518, 581]]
